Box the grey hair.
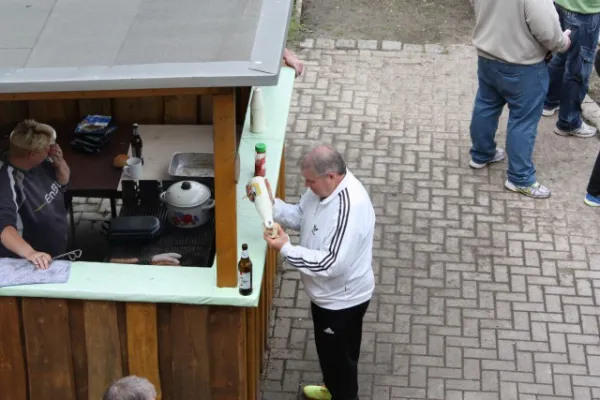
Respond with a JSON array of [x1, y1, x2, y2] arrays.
[[102, 376, 157, 400], [300, 145, 347, 176]]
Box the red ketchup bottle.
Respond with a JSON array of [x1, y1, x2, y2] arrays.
[[254, 143, 266, 177]]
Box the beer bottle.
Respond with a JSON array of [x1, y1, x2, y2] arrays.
[[131, 123, 144, 164], [238, 243, 253, 296]]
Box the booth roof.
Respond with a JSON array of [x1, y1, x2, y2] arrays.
[[0, 0, 292, 93]]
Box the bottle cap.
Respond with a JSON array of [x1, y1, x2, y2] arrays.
[[241, 243, 248, 250], [255, 143, 267, 153]]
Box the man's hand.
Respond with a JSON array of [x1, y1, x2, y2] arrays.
[[48, 144, 65, 165], [283, 48, 304, 77], [48, 143, 70, 185], [264, 224, 289, 251], [561, 29, 572, 52], [25, 250, 52, 270], [246, 178, 275, 204]]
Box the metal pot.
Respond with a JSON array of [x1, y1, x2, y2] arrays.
[[160, 181, 215, 228]]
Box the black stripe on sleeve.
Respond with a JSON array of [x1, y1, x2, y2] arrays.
[[286, 188, 350, 271]]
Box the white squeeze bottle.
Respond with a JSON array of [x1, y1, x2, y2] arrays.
[[249, 176, 279, 238], [250, 87, 266, 133]]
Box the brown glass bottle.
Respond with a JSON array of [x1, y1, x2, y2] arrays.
[[131, 123, 143, 164], [238, 243, 253, 296]]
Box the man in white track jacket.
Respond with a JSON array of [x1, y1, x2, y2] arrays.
[[251, 144, 375, 400]]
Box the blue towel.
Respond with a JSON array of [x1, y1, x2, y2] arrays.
[[0, 257, 72, 288]]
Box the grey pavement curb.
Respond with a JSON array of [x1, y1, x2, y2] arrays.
[[299, 38, 462, 54], [294, 0, 302, 26]]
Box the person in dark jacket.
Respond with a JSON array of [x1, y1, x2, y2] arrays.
[[0, 119, 70, 269], [582, 51, 600, 206]]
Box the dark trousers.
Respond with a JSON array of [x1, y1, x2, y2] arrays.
[[545, 5, 600, 131], [311, 300, 370, 400], [587, 149, 600, 197]]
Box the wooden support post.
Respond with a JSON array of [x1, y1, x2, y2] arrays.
[[213, 90, 238, 287], [277, 148, 286, 200]]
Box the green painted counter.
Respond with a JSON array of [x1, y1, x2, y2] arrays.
[[0, 67, 296, 307]]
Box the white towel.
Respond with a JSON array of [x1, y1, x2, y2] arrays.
[[0, 257, 72, 288]]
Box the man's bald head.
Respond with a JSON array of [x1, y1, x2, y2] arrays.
[[300, 144, 346, 176]]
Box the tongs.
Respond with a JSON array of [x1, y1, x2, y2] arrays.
[[52, 249, 83, 261]]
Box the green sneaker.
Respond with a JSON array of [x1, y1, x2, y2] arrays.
[[303, 385, 331, 400]]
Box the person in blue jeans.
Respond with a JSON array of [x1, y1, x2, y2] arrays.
[[542, 1, 600, 138], [469, 0, 571, 198]]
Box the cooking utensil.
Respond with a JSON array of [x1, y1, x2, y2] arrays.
[[160, 181, 215, 228], [101, 216, 163, 242], [52, 249, 83, 261], [168, 152, 214, 178]]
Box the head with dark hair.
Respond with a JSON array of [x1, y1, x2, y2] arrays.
[[299, 144, 347, 198], [102, 376, 157, 400]]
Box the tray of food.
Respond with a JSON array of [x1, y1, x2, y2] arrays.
[[168, 152, 214, 178]]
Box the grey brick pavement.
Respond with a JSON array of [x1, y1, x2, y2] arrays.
[[261, 39, 600, 400], [72, 39, 600, 400]]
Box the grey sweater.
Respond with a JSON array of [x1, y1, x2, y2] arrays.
[[471, 0, 568, 65]]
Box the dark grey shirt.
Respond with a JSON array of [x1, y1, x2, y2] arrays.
[[0, 151, 69, 258]]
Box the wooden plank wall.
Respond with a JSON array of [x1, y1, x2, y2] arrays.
[[0, 241, 278, 400], [0, 87, 251, 129], [0, 298, 253, 400]]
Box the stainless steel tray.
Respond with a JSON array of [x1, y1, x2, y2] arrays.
[[168, 152, 214, 178]]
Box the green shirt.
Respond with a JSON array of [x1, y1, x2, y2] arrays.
[[555, 0, 600, 14]]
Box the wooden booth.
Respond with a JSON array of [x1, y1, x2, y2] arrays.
[[0, 0, 295, 399]]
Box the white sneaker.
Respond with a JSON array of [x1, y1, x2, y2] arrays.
[[504, 180, 551, 199], [542, 106, 559, 117], [554, 121, 597, 138], [469, 148, 506, 169]]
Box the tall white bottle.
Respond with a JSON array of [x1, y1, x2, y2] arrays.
[[249, 176, 278, 238], [250, 87, 266, 133]]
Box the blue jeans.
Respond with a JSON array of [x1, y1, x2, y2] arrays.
[[470, 57, 548, 186], [544, 5, 600, 131]]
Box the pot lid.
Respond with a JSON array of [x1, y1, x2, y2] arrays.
[[163, 181, 211, 208]]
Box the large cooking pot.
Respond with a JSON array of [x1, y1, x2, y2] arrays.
[[160, 181, 215, 228]]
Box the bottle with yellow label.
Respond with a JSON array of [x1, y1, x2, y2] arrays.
[[249, 176, 279, 238]]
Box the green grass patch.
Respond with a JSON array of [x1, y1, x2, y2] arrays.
[[287, 1, 308, 44]]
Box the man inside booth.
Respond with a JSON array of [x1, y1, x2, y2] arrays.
[[0, 119, 70, 270]]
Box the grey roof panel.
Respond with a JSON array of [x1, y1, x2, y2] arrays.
[[0, 50, 30, 68], [0, 0, 291, 93], [26, 0, 141, 68], [115, 0, 262, 64], [0, 0, 54, 49]]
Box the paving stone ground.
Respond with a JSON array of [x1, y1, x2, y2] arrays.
[[260, 39, 600, 400], [73, 39, 600, 400]]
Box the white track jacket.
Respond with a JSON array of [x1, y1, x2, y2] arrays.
[[274, 170, 375, 310]]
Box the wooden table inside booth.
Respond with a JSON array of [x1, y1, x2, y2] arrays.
[[117, 124, 242, 184]]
